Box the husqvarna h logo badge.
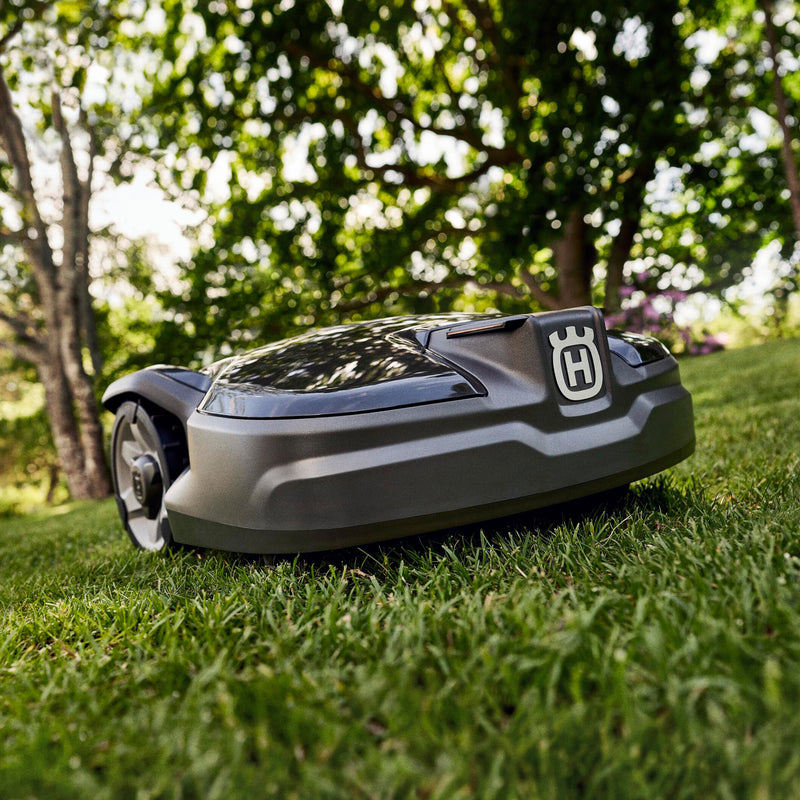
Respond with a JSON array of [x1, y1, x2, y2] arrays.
[[548, 326, 604, 402]]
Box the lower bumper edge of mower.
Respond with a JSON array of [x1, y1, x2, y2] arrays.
[[168, 439, 694, 554]]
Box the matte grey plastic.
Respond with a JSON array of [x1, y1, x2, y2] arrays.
[[102, 367, 210, 432], [103, 307, 695, 554]]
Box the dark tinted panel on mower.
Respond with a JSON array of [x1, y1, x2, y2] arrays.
[[199, 315, 488, 418]]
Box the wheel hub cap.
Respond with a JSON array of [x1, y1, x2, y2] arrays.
[[131, 455, 163, 518]]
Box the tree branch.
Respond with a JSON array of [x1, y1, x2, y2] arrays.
[[52, 90, 82, 279], [351, 139, 504, 190], [76, 106, 103, 376], [518, 268, 560, 310], [0, 308, 41, 341], [0, 323, 44, 364], [0, 225, 30, 246], [459, 0, 519, 101], [462, 0, 501, 60], [272, 98, 514, 191], [683, 276, 740, 297], [0, 66, 56, 284], [0, 16, 24, 54], [460, 273, 559, 311], [761, 0, 800, 238], [440, 0, 479, 53], [332, 278, 467, 312], [0, 1, 50, 54], [428, 27, 468, 103]]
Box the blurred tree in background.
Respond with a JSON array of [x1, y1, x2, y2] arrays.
[[676, 0, 800, 325], [143, 0, 799, 361]]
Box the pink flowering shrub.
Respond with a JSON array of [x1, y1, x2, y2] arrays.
[[606, 287, 728, 356]]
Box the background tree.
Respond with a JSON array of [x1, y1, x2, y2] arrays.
[[144, 0, 734, 360], [632, 0, 800, 336], [0, 0, 142, 499], [761, 0, 800, 239]]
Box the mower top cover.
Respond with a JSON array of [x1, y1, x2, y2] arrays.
[[102, 306, 694, 553]]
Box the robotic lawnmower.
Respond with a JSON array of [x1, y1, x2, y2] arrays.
[[102, 306, 694, 554]]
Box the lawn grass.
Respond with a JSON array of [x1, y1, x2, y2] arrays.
[[1, 338, 800, 799]]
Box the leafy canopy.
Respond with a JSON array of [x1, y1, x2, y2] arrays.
[[143, 0, 730, 360]]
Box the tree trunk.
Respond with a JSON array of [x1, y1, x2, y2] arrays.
[[0, 67, 111, 501], [52, 92, 110, 497], [762, 0, 800, 239], [78, 262, 104, 378], [57, 307, 111, 497], [38, 358, 94, 500], [553, 208, 593, 308]]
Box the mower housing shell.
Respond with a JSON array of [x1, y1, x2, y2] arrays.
[[103, 307, 694, 553]]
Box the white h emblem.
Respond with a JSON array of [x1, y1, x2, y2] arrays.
[[548, 326, 604, 402]]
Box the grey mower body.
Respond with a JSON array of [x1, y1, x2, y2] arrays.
[[102, 306, 694, 553]]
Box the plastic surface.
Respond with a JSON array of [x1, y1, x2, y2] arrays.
[[197, 315, 487, 418], [102, 366, 210, 433], [102, 306, 695, 554]]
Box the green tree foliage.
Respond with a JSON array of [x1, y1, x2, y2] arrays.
[[145, 0, 734, 359], [655, 0, 800, 312], [0, 355, 61, 515]]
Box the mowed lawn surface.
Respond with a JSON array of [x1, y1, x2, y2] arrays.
[[2, 339, 800, 799]]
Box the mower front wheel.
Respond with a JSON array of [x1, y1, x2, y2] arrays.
[[110, 400, 188, 551]]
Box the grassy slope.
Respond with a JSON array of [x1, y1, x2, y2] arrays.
[[1, 339, 799, 799]]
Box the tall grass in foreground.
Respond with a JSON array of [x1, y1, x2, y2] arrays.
[[1, 339, 799, 799]]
